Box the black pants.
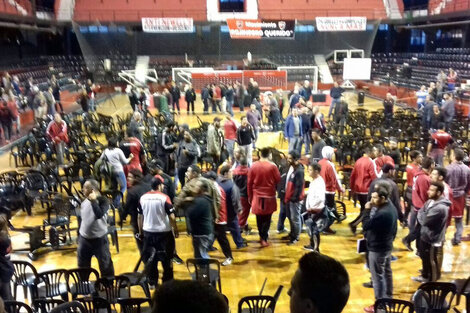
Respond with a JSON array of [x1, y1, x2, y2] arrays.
[[325, 193, 340, 220], [2, 121, 12, 141], [142, 231, 174, 285], [256, 214, 272, 241], [172, 100, 180, 112], [418, 240, 443, 281], [404, 186, 413, 224], [350, 194, 368, 227], [203, 99, 209, 113], [130, 214, 143, 253], [384, 113, 393, 129], [178, 166, 188, 188], [270, 111, 281, 131], [187, 101, 194, 113], [0, 281, 12, 301], [77, 235, 115, 278], [55, 101, 64, 113], [212, 224, 232, 258]]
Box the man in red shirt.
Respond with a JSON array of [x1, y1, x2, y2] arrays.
[[247, 147, 281, 247], [120, 129, 145, 178], [46, 113, 68, 165], [319, 146, 346, 233], [427, 122, 453, 166], [374, 145, 395, 175], [349, 146, 379, 234], [402, 157, 434, 251], [404, 151, 423, 226], [223, 113, 238, 161]]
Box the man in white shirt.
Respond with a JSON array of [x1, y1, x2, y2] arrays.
[[138, 177, 178, 287], [304, 162, 326, 252]]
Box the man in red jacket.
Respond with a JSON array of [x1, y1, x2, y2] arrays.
[[402, 156, 434, 251], [374, 144, 395, 175], [319, 146, 346, 234], [223, 113, 238, 161], [247, 147, 281, 247], [284, 151, 305, 245], [46, 113, 68, 165], [404, 151, 423, 227], [348, 146, 379, 234], [427, 122, 453, 166]]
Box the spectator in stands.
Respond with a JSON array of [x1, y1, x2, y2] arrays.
[[328, 81, 344, 119], [248, 147, 281, 247], [300, 80, 312, 102], [236, 116, 255, 166], [170, 81, 181, 114], [128, 111, 145, 142], [266, 92, 281, 131], [99, 137, 134, 207], [153, 280, 228, 313], [446, 148, 470, 245], [403, 157, 434, 251], [441, 93, 455, 131], [416, 85, 428, 111], [185, 83, 196, 115], [284, 151, 305, 245], [429, 104, 444, 130], [284, 108, 303, 155], [0, 215, 13, 301], [333, 96, 348, 136], [311, 128, 326, 162], [207, 117, 224, 169], [78, 179, 115, 278], [44, 87, 56, 116], [175, 130, 200, 187], [303, 162, 325, 252], [288, 252, 350, 313], [138, 176, 178, 286], [413, 181, 450, 283], [0, 100, 14, 144], [349, 146, 379, 234], [247, 103, 262, 148], [427, 122, 453, 166], [447, 68, 458, 91], [78, 88, 89, 113], [224, 84, 234, 116], [383, 92, 394, 129], [46, 113, 69, 165], [363, 182, 397, 313], [301, 107, 312, 155]]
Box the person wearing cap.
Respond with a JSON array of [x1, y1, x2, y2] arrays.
[[138, 177, 178, 286], [207, 117, 224, 169]]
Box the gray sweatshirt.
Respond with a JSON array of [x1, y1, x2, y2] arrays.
[[418, 197, 450, 244]]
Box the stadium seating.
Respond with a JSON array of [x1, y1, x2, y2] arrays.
[[429, 0, 470, 15], [0, 0, 32, 17]]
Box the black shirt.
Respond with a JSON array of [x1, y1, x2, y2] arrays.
[[187, 195, 214, 236], [363, 202, 398, 253]]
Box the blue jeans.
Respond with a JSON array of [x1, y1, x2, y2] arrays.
[[328, 98, 341, 118], [114, 171, 127, 208], [277, 201, 287, 231], [227, 215, 244, 248], [288, 201, 302, 240], [192, 234, 214, 259], [225, 139, 235, 160], [288, 137, 302, 155], [89, 98, 95, 112], [302, 132, 311, 154], [253, 128, 259, 148], [226, 100, 234, 116], [369, 250, 393, 299]]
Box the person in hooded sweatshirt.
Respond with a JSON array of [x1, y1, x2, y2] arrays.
[[412, 181, 450, 283], [233, 157, 251, 234]]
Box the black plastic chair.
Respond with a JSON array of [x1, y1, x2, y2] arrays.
[[453, 276, 470, 305], [374, 298, 414, 313], [94, 276, 131, 307], [49, 301, 87, 313], [11, 260, 39, 302], [238, 295, 276, 313], [66, 268, 100, 299], [186, 258, 222, 292], [32, 269, 68, 301], [412, 282, 457, 313], [3, 300, 34, 313], [117, 298, 151, 313], [76, 296, 112, 313], [33, 299, 66, 313]]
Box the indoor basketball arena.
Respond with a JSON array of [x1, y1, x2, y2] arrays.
[[0, 0, 469, 312]]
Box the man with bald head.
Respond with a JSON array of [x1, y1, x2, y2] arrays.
[[46, 113, 68, 164], [128, 111, 145, 141]]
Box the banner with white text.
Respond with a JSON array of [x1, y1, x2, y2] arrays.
[[142, 18, 193, 33], [226, 19, 295, 39], [316, 17, 367, 31]]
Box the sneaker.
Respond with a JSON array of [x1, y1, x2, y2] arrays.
[[260, 240, 270, 248], [221, 258, 233, 266], [303, 245, 315, 251], [349, 223, 357, 235], [277, 228, 288, 234], [322, 228, 336, 235], [287, 239, 298, 246], [362, 281, 373, 288], [402, 238, 413, 251], [243, 225, 252, 235], [412, 276, 429, 283], [451, 238, 460, 246], [461, 235, 470, 241], [364, 305, 375, 313], [172, 255, 184, 265]]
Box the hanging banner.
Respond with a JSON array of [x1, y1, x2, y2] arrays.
[[315, 17, 367, 31], [226, 19, 295, 39], [142, 18, 194, 33]]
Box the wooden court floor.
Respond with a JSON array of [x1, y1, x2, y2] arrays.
[[3, 94, 470, 313]]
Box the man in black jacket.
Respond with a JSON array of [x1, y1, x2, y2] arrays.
[[170, 82, 181, 114], [413, 182, 450, 283], [363, 182, 397, 313]]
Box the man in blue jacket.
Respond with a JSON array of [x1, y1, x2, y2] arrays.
[[284, 108, 303, 155]]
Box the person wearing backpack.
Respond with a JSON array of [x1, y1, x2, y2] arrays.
[[99, 137, 134, 208]]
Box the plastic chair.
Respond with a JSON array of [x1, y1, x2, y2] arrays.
[[49, 301, 87, 313], [374, 298, 414, 313], [186, 258, 222, 292], [4, 301, 34, 313], [76, 296, 112, 313], [11, 260, 39, 301], [452, 276, 470, 305], [238, 296, 276, 313], [32, 269, 68, 301], [66, 268, 100, 299], [33, 299, 66, 313], [94, 276, 131, 307], [412, 282, 456, 313], [117, 298, 151, 313]]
